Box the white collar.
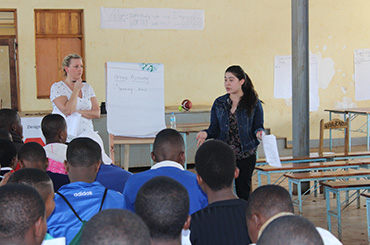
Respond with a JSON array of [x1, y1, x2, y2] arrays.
[[150, 160, 184, 170]]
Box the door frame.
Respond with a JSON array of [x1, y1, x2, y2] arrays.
[[0, 38, 18, 111]]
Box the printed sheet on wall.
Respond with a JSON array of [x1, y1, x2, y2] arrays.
[[106, 62, 166, 137]]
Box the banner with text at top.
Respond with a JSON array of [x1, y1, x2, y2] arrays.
[[106, 62, 166, 137]]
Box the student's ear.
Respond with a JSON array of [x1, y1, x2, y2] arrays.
[[45, 159, 49, 170], [183, 215, 191, 230], [10, 122, 17, 132], [178, 151, 185, 165], [151, 152, 156, 162], [234, 167, 240, 179], [10, 156, 18, 169], [196, 174, 204, 186], [196, 174, 207, 193], [19, 159, 25, 169], [33, 216, 47, 243], [94, 161, 101, 173]]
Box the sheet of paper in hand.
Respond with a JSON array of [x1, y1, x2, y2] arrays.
[[262, 134, 282, 167]]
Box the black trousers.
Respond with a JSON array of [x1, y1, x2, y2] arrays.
[[235, 154, 256, 201]]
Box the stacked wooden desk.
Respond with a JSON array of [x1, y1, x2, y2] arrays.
[[109, 122, 209, 170], [325, 107, 370, 151]]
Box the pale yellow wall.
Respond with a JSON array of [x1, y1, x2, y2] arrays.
[[1, 0, 370, 141]]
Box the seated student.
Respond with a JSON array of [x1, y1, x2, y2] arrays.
[[41, 114, 68, 174], [246, 185, 342, 245], [81, 209, 151, 245], [47, 137, 125, 244], [18, 142, 69, 191], [257, 215, 323, 245], [135, 176, 191, 245], [0, 128, 12, 141], [0, 184, 47, 245], [0, 139, 17, 176], [7, 168, 58, 241], [190, 139, 251, 245], [123, 128, 207, 214], [78, 130, 133, 193], [0, 108, 23, 152]]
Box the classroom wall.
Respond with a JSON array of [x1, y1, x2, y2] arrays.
[[1, 0, 370, 142]]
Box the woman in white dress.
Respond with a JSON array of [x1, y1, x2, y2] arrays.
[[50, 54, 100, 141]]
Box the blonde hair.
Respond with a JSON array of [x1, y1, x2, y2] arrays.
[[62, 53, 82, 77]]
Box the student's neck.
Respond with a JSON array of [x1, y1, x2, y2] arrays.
[[207, 187, 238, 204], [68, 173, 97, 183], [46, 138, 62, 144], [151, 238, 181, 245]]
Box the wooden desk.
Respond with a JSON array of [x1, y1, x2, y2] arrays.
[[324, 180, 370, 241], [109, 122, 209, 170], [325, 107, 370, 151], [255, 160, 367, 186]]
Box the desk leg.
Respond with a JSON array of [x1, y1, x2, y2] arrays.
[[336, 189, 342, 241], [124, 145, 130, 171], [367, 114, 369, 151], [109, 134, 116, 166], [258, 172, 261, 186], [182, 133, 187, 170], [329, 112, 333, 151], [325, 187, 332, 232], [349, 113, 352, 152], [298, 181, 303, 215], [366, 198, 370, 244]]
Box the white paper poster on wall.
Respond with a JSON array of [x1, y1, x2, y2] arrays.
[[106, 62, 166, 137], [354, 49, 370, 101], [273, 54, 319, 111], [100, 7, 204, 30]]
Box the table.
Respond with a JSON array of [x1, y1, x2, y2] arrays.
[[256, 160, 367, 186], [324, 180, 370, 241], [325, 107, 370, 152], [285, 169, 370, 215], [109, 122, 209, 170]]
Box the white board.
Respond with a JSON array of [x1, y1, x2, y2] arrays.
[[273, 54, 319, 111], [354, 49, 370, 101], [106, 62, 166, 137], [100, 7, 204, 30]]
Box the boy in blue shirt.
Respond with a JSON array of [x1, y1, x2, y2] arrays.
[[47, 137, 125, 244]]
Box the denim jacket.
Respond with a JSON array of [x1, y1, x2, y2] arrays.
[[205, 94, 264, 152]]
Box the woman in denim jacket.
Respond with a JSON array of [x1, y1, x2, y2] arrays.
[[197, 65, 264, 200]]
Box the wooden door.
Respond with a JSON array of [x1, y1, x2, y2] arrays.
[[35, 10, 84, 98]]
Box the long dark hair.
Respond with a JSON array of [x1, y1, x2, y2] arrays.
[[225, 65, 260, 116]]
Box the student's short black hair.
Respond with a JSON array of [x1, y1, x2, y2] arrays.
[[195, 139, 236, 191], [246, 185, 294, 219], [0, 139, 17, 167], [8, 168, 53, 201], [0, 184, 45, 241], [41, 114, 66, 140], [135, 176, 189, 241], [18, 142, 47, 164], [0, 108, 18, 129], [257, 215, 323, 245], [0, 129, 12, 141], [67, 137, 101, 167], [81, 209, 151, 245], [152, 128, 184, 161]]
